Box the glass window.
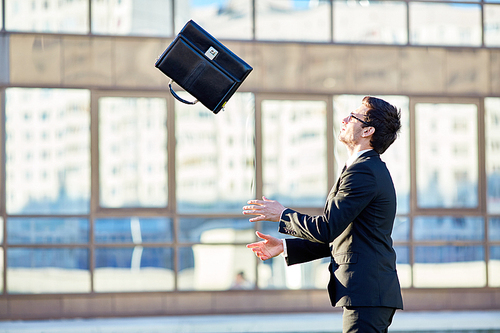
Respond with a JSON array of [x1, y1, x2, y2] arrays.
[[175, 0, 252, 40], [333, 95, 410, 214], [8, 218, 89, 244], [258, 254, 329, 290], [486, 97, 500, 214], [178, 218, 254, 243], [176, 93, 255, 213], [392, 217, 409, 241], [414, 216, 484, 241], [6, 88, 90, 215], [92, 0, 173, 36], [0, 248, 3, 293], [489, 218, 500, 241], [395, 246, 411, 288], [485, 5, 500, 47], [333, 1, 407, 45], [5, 0, 88, 34], [262, 100, 327, 208], [95, 217, 173, 244], [409, 2, 481, 46], [413, 246, 486, 288], [94, 247, 174, 292], [98, 97, 167, 208], [7, 248, 90, 293], [255, 0, 331, 42], [415, 103, 478, 209], [489, 246, 500, 287], [178, 245, 256, 291]]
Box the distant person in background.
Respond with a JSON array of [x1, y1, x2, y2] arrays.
[[230, 271, 252, 290], [243, 96, 403, 332]]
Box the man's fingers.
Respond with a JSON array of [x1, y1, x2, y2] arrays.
[[249, 216, 265, 223], [247, 199, 264, 206], [246, 242, 261, 249], [255, 231, 270, 240]]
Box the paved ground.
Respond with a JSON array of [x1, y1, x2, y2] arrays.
[[0, 310, 499, 333]]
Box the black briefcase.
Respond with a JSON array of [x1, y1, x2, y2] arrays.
[[155, 20, 253, 114]]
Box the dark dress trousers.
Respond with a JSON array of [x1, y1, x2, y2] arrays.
[[279, 150, 403, 310]]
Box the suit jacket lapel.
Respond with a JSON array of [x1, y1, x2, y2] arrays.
[[329, 150, 378, 197]]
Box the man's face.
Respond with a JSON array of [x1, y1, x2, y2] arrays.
[[338, 104, 369, 146]]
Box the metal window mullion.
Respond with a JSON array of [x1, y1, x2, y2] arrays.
[[406, 0, 411, 46], [88, 0, 92, 35], [1, 87, 6, 295], [1, 0, 5, 32]]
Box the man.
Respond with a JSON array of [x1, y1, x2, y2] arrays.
[[242, 96, 403, 333]]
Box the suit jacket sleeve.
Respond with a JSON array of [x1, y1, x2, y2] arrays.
[[284, 238, 331, 266], [279, 161, 377, 244]]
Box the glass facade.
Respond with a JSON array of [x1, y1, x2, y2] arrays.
[[98, 96, 168, 208], [415, 103, 478, 209], [0, 0, 497, 48], [1, 0, 499, 319]]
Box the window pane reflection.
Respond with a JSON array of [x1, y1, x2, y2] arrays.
[[256, 0, 330, 42], [409, 3, 481, 46], [485, 5, 500, 46], [416, 103, 478, 209], [94, 247, 174, 292], [7, 248, 90, 293], [489, 218, 500, 241], [5, 0, 88, 34], [99, 97, 167, 208], [392, 217, 409, 241], [413, 246, 485, 288], [414, 216, 484, 241], [176, 93, 255, 213], [175, 0, 252, 40], [92, 0, 173, 36], [0, 248, 3, 293], [178, 245, 256, 291], [395, 246, 411, 288], [95, 217, 172, 244], [178, 218, 254, 243], [258, 255, 329, 290], [333, 1, 407, 44], [333, 95, 410, 214], [490, 246, 500, 287], [8, 218, 89, 244], [486, 98, 500, 213], [6, 88, 90, 214], [262, 100, 327, 208]]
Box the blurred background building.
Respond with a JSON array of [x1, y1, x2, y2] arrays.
[[0, 0, 499, 320]]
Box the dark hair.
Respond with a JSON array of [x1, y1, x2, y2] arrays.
[[361, 96, 401, 154]]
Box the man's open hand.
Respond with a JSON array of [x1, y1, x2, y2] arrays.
[[246, 231, 284, 261], [242, 196, 285, 222]]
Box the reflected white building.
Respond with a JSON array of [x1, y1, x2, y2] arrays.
[[5, 89, 90, 214]]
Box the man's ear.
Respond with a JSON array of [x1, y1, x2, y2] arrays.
[[362, 126, 375, 137]]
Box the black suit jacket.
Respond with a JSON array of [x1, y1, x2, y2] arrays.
[[279, 150, 403, 309]]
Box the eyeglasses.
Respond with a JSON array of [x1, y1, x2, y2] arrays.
[[347, 112, 370, 126]]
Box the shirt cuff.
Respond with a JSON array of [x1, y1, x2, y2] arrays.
[[281, 239, 288, 257]]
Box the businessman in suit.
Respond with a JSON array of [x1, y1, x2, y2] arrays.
[[243, 96, 403, 332]]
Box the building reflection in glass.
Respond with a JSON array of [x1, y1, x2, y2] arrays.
[[175, 93, 255, 213], [416, 103, 478, 209], [5, 88, 90, 214]]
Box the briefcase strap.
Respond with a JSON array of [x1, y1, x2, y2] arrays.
[[169, 79, 199, 105]]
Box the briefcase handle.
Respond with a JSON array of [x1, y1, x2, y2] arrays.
[[169, 79, 199, 105]]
